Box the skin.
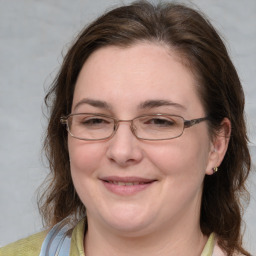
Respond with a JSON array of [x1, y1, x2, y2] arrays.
[[68, 42, 230, 256]]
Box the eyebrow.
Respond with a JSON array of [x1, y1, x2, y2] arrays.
[[73, 98, 112, 111], [139, 99, 186, 110], [73, 98, 186, 112]]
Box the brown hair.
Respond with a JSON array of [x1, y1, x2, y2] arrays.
[[39, 1, 251, 255]]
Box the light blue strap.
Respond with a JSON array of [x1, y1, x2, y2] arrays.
[[39, 220, 72, 256]]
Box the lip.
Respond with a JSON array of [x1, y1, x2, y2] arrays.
[[100, 176, 157, 196]]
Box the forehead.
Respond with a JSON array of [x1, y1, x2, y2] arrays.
[[72, 43, 204, 116]]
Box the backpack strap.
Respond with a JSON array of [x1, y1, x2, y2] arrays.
[[39, 220, 72, 256]]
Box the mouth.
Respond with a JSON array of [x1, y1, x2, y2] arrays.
[[105, 181, 151, 186], [100, 176, 157, 195]]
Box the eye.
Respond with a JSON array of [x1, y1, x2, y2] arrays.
[[141, 116, 176, 128], [75, 115, 112, 129], [82, 118, 107, 125], [148, 118, 174, 126]]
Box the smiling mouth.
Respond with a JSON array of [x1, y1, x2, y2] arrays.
[[105, 181, 152, 186], [100, 176, 156, 195], [101, 176, 156, 184]]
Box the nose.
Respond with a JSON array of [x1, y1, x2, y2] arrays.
[[106, 121, 143, 167]]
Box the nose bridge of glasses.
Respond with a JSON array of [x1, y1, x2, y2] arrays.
[[117, 119, 133, 123], [115, 119, 134, 129], [113, 119, 137, 136]]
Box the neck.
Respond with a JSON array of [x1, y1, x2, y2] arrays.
[[84, 216, 207, 256]]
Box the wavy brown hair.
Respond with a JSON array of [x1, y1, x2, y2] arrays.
[[39, 1, 251, 255]]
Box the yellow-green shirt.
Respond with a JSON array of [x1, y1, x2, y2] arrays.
[[0, 219, 216, 256]]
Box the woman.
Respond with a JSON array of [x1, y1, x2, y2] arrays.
[[0, 1, 251, 255]]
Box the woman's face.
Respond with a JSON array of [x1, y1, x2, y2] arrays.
[[68, 43, 216, 235]]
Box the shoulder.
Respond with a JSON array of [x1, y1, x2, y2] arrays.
[[213, 239, 248, 256], [0, 231, 47, 256], [212, 243, 227, 256]]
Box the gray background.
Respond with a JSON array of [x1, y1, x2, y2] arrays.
[[0, 0, 255, 254]]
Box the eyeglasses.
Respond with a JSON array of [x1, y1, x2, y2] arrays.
[[60, 113, 208, 141]]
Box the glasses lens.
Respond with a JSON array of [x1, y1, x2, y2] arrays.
[[68, 114, 114, 140], [134, 115, 184, 140]]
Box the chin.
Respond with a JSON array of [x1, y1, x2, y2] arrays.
[[103, 218, 154, 236], [90, 204, 156, 235]]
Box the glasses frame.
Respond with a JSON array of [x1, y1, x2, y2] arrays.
[[60, 113, 209, 141]]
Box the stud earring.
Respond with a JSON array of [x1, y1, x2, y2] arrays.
[[213, 167, 218, 173]]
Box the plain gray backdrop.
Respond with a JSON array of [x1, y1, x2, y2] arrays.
[[0, 0, 255, 254]]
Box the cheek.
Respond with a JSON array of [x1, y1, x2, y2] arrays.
[[146, 135, 211, 179], [68, 138, 107, 208], [68, 137, 105, 176]]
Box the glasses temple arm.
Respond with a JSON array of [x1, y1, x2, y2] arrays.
[[60, 116, 68, 125], [184, 117, 209, 128]]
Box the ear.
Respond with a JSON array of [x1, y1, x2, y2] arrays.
[[205, 118, 231, 175]]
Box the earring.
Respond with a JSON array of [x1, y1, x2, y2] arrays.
[[213, 167, 218, 173]]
